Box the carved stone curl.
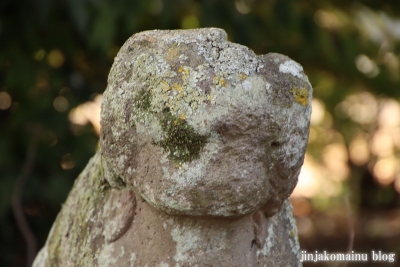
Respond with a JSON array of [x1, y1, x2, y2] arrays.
[[33, 28, 312, 267]]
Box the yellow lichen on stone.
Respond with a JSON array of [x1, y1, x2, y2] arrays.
[[213, 76, 226, 87], [180, 114, 186, 120], [165, 44, 180, 61], [289, 229, 296, 238], [178, 65, 189, 76], [142, 57, 210, 123], [172, 83, 184, 93], [174, 162, 182, 168], [219, 78, 226, 87], [239, 73, 247, 80], [160, 81, 171, 92], [291, 87, 309, 106], [212, 76, 219, 85]]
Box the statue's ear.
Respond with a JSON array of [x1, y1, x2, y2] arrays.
[[259, 195, 285, 218], [101, 189, 136, 243], [251, 210, 268, 249]]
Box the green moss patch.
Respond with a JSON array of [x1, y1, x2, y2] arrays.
[[133, 89, 152, 112], [132, 88, 208, 163], [157, 109, 208, 163], [291, 87, 309, 106]]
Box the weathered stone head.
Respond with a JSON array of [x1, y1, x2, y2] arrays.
[[100, 28, 312, 217]]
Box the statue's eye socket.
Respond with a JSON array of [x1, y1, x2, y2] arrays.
[[215, 123, 230, 135], [270, 141, 282, 147], [215, 123, 243, 136]]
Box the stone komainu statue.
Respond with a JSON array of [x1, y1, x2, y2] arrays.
[[33, 28, 312, 267]]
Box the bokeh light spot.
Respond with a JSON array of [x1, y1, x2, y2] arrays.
[[322, 143, 349, 181], [341, 92, 378, 124], [314, 9, 344, 30], [383, 52, 400, 76], [371, 131, 394, 157], [355, 54, 379, 77], [373, 157, 397, 185], [61, 154, 75, 170], [378, 99, 400, 128], [47, 49, 65, 68], [349, 134, 370, 165], [34, 49, 46, 61], [0, 91, 12, 110], [53, 96, 69, 112], [296, 217, 314, 238], [181, 15, 199, 29], [68, 94, 102, 135], [311, 98, 325, 125], [308, 127, 317, 143], [291, 198, 312, 217], [293, 156, 321, 198], [235, 0, 251, 14]]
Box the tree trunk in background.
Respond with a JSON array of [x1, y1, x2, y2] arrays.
[[33, 28, 312, 267]]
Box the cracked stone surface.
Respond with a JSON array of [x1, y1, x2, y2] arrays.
[[33, 28, 312, 267]]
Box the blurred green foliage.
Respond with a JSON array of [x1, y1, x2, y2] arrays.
[[1, 0, 400, 266]]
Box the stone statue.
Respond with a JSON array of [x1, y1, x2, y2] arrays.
[[33, 28, 312, 267]]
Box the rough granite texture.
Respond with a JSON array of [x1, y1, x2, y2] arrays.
[[33, 28, 312, 267]]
